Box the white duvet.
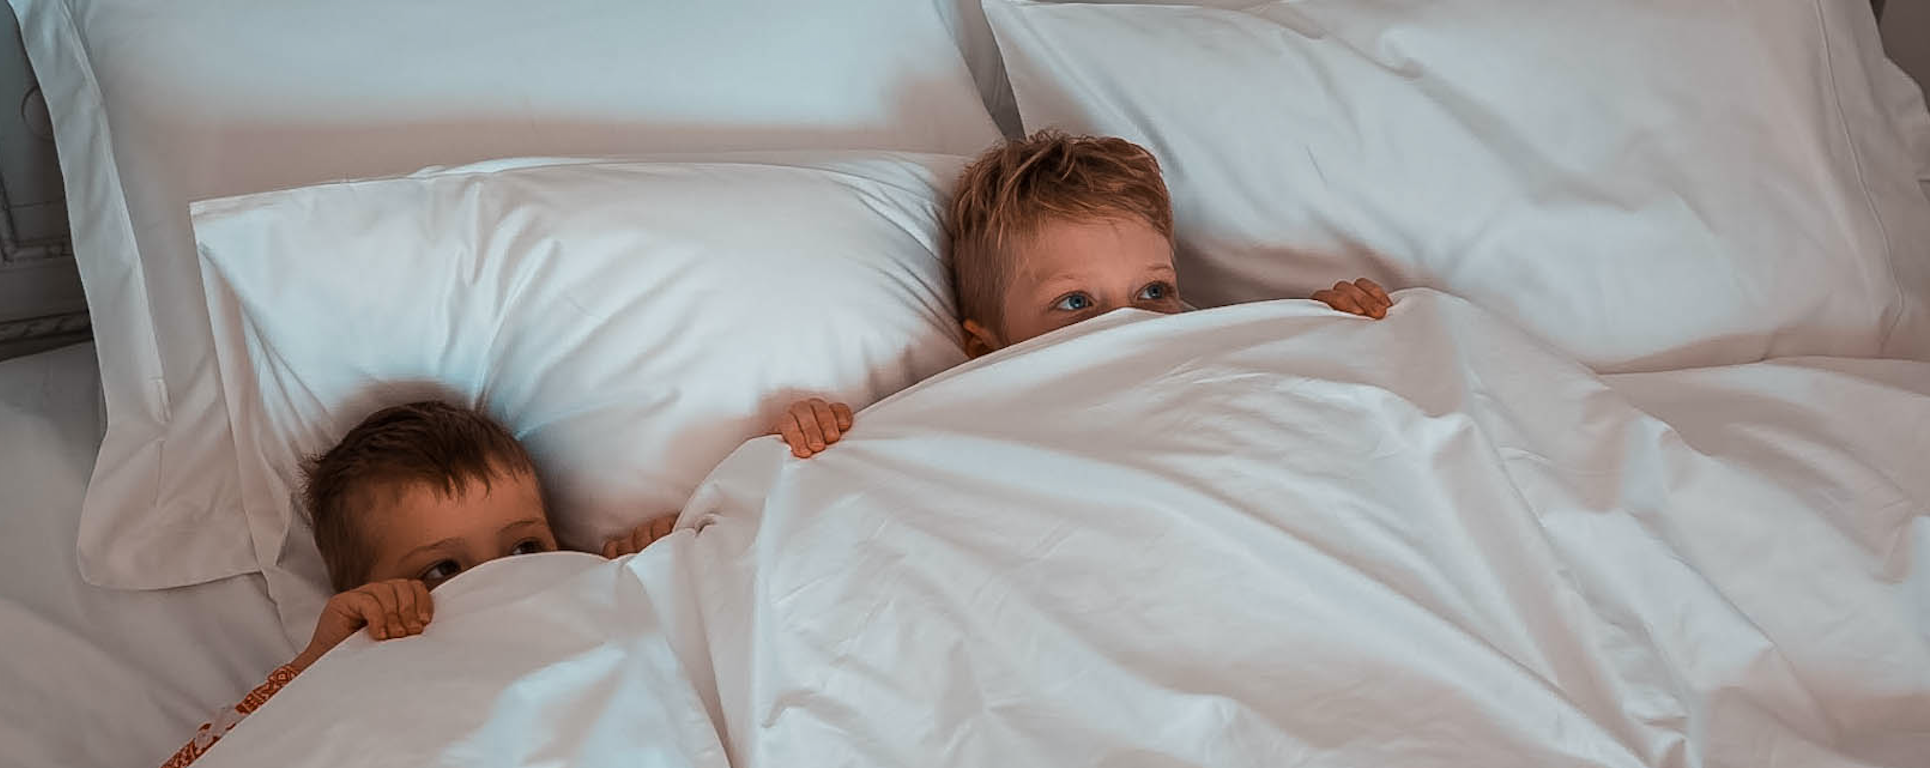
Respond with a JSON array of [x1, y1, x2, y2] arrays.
[[200, 291, 1930, 767]]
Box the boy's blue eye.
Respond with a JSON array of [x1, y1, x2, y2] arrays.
[[1054, 293, 1095, 311], [509, 539, 546, 556], [1139, 282, 1170, 301], [421, 560, 461, 582]]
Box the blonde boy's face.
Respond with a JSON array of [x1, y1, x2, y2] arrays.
[[965, 216, 1183, 357], [361, 469, 557, 591]]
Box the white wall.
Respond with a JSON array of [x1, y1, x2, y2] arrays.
[[1885, 1, 1930, 97]]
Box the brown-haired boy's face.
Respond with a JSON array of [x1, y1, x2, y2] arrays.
[[964, 216, 1183, 356], [361, 468, 557, 590]]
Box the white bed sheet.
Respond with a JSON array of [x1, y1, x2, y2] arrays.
[[194, 292, 1930, 767], [0, 343, 291, 768]]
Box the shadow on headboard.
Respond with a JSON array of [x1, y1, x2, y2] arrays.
[[0, 10, 85, 361]]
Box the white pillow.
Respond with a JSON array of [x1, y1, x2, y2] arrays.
[[9, 0, 1001, 590], [948, 0, 1266, 136], [191, 152, 967, 636], [985, 0, 1930, 371]]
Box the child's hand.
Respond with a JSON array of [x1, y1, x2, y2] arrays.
[[603, 514, 679, 558], [1312, 279, 1393, 319], [292, 578, 433, 670], [772, 397, 853, 458]]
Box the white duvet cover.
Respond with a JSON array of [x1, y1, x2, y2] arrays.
[[200, 291, 1930, 767]]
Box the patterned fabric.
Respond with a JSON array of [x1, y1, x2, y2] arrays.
[[160, 664, 302, 767]]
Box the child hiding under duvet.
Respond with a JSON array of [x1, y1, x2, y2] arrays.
[[161, 399, 847, 766], [772, 130, 1394, 458]]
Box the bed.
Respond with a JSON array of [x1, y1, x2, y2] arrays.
[[11, 302, 1927, 768], [3, 0, 1928, 766]]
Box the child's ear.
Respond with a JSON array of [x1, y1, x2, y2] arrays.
[[961, 318, 1001, 359]]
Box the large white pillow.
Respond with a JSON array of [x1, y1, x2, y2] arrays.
[[949, 0, 1266, 135], [985, 0, 1930, 371], [9, 0, 1001, 590], [191, 152, 967, 639]]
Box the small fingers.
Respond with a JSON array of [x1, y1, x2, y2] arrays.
[[412, 580, 434, 626], [810, 399, 841, 445], [652, 515, 677, 542], [607, 515, 679, 559], [377, 581, 408, 640], [345, 591, 385, 640], [1318, 284, 1366, 316], [1336, 281, 1382, 318], [1337, 281, 1376, 317], [1335, 280, 1371, 308], [796, 401, 827, 453], [832, 402, 853, 431], [1355, 278, 1390, 305], [392, 580, 422, 635], [778, 414, 810, 458], [605, 530, 639, 559], [1353, 278, 1390, 317]]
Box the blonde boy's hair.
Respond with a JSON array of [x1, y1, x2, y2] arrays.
[[944, 130, 1174, 332]]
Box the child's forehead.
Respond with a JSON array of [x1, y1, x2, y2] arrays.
[[351, 468, 539, 517], [1012, 217, 1172, 271], [353, 472, 466, 503], [356, 470, 545, 545]]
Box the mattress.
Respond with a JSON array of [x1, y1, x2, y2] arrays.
[[0, 343, 290, 768]]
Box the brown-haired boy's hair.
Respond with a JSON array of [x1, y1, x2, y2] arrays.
[[301, 400, 539, 593], [945, 130, 1174, 333]]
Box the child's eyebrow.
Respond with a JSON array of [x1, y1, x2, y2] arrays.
[[1036, 272, 1090, 290], [498, 518, 548, 536], [398, 536, 462, 563]]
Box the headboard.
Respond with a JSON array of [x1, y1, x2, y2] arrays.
[[0, 10, 83, 361]]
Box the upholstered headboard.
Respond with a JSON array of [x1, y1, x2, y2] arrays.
[[0, 10, 82, 360]]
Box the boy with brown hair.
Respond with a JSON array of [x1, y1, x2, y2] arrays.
[[163, 400, 678, 767], [774, 130, 1392, 458]]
